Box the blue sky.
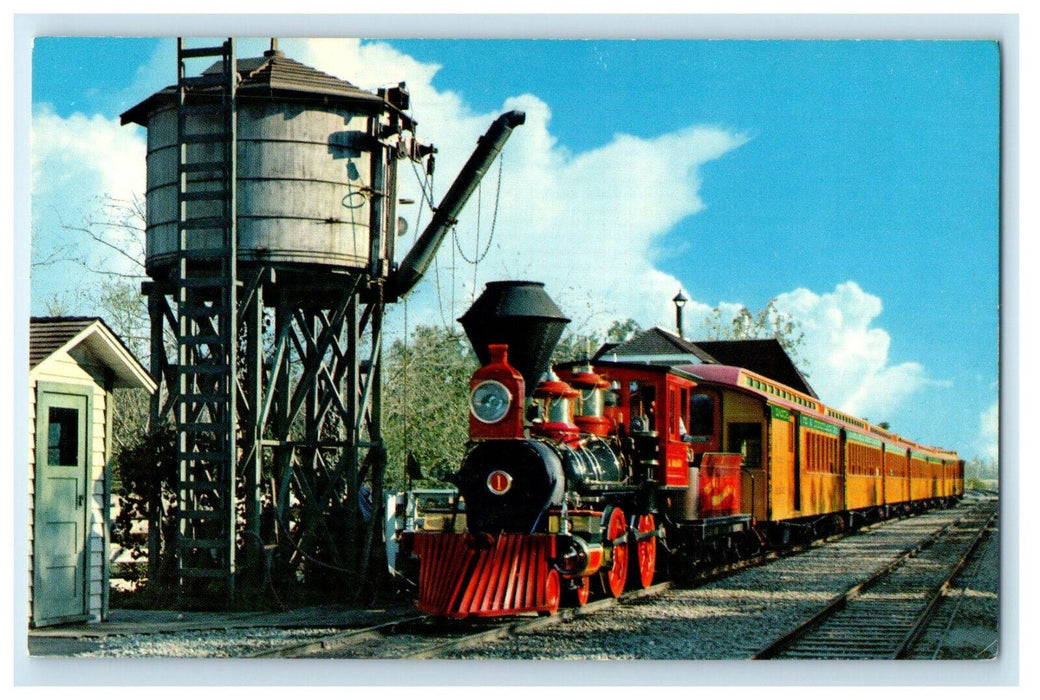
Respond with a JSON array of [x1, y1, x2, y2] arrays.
[[26, 33, 1001, 462]]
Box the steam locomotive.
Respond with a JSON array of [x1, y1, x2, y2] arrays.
[[391, 281, 963, 618]]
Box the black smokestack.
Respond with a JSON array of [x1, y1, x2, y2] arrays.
[[459, 281, 570, 395]]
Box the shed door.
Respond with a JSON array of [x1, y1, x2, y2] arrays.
[[34, 386, 90, 626]]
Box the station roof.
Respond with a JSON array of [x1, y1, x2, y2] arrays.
[[594, 328, 816, 398], [594, 327, 716, 365], [694, 338, 816, 398]]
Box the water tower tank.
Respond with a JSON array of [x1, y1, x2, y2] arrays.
[[121, 49, 415, 278]]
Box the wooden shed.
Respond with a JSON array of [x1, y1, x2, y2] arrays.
[[29, 317, 155, 628]]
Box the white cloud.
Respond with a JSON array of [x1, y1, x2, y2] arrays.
[[680, 281, 957, 446], [289, 38, 748, 333], [977, 400, 999, 461], [30, 105, 147, 302], [674, 281, 942, 428], [31, 106, 145, 204], [768, 281, 942, 423]]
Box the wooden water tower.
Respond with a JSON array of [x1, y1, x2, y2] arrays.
[[122, 38, 523, 606]]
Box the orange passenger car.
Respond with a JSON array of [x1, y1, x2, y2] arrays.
[[844, 430, 884, 512], [660, 362, 962, 532], [883, 443, 911, 507]]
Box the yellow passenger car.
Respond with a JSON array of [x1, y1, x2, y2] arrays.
[[679, 363, 962, 537]]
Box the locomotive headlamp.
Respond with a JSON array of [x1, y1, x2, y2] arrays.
[[470, 380, 512, 423]]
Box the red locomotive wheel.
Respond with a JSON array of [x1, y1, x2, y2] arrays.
[[576, 576, 590, 606], [574, 575, 591, 606], [563, 575, 591, 607], [629, 513, 657, 589], [543, 568, 561, 615], [601, 507, 628, 598]]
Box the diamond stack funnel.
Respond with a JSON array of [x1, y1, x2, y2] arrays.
[[459, 281, 570, 395]]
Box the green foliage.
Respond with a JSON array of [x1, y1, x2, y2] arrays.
[[110, 425, 179, 585], [381, 324, 478, 490], [606, 318, 643, 344], [964, 456, 999, 482], [700, 299, 809, 376], [111, 387, 151, 462]]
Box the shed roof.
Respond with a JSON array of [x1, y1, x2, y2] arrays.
[[29, 317, 156, 392]]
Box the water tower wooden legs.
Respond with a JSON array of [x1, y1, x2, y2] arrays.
[[145, 271, 386, 607]]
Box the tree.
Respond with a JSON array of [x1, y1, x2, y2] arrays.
[[110, 425, 179, 587], [38, 196, 172, 579], [606, 318, 642, 344], [381, 324, 478, 490], [964, 456, 998, 487], [40, 195, 155, 454], [700, 299, 809, 376]]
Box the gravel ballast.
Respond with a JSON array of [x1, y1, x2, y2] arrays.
[[449, 502, 996, 660], [33, 499, 997, 660]]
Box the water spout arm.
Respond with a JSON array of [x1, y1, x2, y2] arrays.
[[386, 110, 525, 300]]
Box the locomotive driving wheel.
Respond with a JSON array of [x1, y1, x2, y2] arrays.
[[542, 568, 561, 615], [565, 575, 591, 607], [628, 513, 657, 589], [600, 506, 629, 598]]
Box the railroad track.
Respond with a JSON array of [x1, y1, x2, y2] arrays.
[[248, 501, 991, 660], [751, 500, 997, 660], [912, 518, 998, 660], [250, 583, 670, 659], [250, 510, 909, 660], [250, 516, 902, 660]]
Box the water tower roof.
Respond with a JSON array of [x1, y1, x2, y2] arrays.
[[121, 51, 413, 128]]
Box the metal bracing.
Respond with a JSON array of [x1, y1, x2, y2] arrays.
[[258, 280, 384, 591]]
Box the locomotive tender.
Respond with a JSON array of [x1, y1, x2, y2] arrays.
[[394, 281, 964, 618]]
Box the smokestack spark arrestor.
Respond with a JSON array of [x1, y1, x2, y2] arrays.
[[460, 280, 570, 396]]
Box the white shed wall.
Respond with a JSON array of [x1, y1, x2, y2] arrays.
[[29, 346, 112, 625]]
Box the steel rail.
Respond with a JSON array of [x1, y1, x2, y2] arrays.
[[677, 508, 915, 591], [751, 501, 996, 660], [245, 614, 428, 658], [894, 509, 997, 659], [244, 584, 670, 659], [929, 527, 995, 660], [403, 582, 671, 659]]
